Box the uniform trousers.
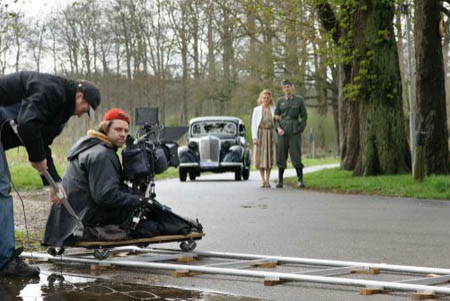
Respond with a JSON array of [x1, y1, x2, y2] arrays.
[[276, 132, 303, 169]]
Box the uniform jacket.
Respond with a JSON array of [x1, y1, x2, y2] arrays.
[[274, 95, 307, 135], [251, 105, 276, 140], [42, 131, 141, 247], [0, 71, 78, 181]]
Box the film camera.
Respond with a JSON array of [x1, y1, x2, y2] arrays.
[[120, 108, 198, 236], [121, 107, 187, 197]]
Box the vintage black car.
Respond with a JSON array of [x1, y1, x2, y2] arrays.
[[178, 116, 251, 181]]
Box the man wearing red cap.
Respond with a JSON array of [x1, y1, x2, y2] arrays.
[[43, 108, 141, 248]]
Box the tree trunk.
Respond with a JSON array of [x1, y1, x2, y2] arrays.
[[352, 1, 409, 175], [221, 4, 233, 114], [179, 3, 189, 125], [394, 8, 412, 148], [245, 2, 258, 78], [189, 0, 201, 80], [338, 63, 361, 170], [414, 1, 449, 174], [262, 6, 275, 81], [443, 19, 450, 151], [285, 2, 300, 79], [317, 1, 409, 175]]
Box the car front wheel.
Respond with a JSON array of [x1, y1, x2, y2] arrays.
[[235, 168, 242, 181], [242, 167, 250, 180], [179, 168, 187, 182]]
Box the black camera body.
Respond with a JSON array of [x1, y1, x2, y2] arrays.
[[120, 109, 201, 237], [122, 123, 179, 193]]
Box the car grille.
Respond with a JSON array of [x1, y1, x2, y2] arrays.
[[199, 136, 220, 166]]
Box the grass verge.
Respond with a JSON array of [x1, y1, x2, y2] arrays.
[[15, 230, 46, 252], [287, 167, 450, 200], [9, 156, 339, 190]]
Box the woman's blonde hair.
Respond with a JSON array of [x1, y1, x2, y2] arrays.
[[257, 89, 273, 105]]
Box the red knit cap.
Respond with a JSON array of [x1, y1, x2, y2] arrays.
[[103, 108, 131, 124]]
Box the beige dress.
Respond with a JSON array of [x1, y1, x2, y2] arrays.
[[253, 107, 276, 169]]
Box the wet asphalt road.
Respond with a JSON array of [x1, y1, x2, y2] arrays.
[[124, 165, 450, 300]]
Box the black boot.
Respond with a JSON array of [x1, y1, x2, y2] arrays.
[[296, 168, 305, 188], [0, 247, 40, 278], [276, 168, 284, 188]]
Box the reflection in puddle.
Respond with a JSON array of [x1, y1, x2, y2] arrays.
[[0, 271, 262, 300]]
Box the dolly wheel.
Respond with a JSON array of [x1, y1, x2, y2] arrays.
[[48, 247, 65, 256], [47, 248, 57, 257], [180, 240, 197, 252], [93, 249, 110, 260]]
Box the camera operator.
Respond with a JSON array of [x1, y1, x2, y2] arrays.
[[43, 108, 141, 247]]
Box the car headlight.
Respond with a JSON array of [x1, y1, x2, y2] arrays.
[[222, 141, 231, 151], [188, 141, 198, 151]]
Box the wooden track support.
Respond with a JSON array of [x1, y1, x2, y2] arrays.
[[411, 291, 436, 300], [264, 277, 285, 286], [354, 268, 380, 275], [360, 286, 384, 295], [171, 269, 191, 278], [254, 262, 277, 269], [177, 256, 194, 263], [90, 263, 112, 271]]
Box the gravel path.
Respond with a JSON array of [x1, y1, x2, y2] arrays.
[[12, 189, 52, 235]]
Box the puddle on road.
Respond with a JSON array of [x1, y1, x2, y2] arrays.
[[0, 272, 263, 301]]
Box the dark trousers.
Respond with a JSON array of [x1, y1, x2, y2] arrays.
[[0, 141, 15, 269], [276, 132, 303, 169]]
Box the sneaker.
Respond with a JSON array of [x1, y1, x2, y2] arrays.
[[0, 248, 40, 278], [297, 181, 306, 188], [276, 182, 283, 188]]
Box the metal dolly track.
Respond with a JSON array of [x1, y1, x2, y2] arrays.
[[22, 249, 450, 299]]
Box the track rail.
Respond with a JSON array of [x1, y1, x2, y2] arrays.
[[22, 248, 450, 299]]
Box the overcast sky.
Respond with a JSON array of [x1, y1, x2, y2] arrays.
[[5, 0, 74, 18]]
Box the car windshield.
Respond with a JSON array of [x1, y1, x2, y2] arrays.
[[191, 121, 237, 136]]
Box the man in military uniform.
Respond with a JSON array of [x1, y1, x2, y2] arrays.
[[274, 79, 307, 188]]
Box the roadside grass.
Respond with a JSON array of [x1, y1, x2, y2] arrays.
[[250, 156, 339, 171], [155, 167, 179, 180], [15, 230, 45, 251], [9, 151, 450, 201], [6, 143, 69, 190], [9, 164, 65, 190], [8, 145, 338, 190], [287, 168, 450, 200]]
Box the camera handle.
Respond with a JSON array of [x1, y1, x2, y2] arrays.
[[144, 177, 157, 200]]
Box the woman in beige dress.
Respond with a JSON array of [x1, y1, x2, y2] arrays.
[[251, 89, 276, 188]]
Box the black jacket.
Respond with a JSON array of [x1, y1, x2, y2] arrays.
[[0, 71, 77, 181], [42, 132, 141, 247]]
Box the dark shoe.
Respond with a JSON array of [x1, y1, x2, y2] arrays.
[[0, 248, 40, 278], [297, 181, 306, 188], [277, 168, 284, 188]]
